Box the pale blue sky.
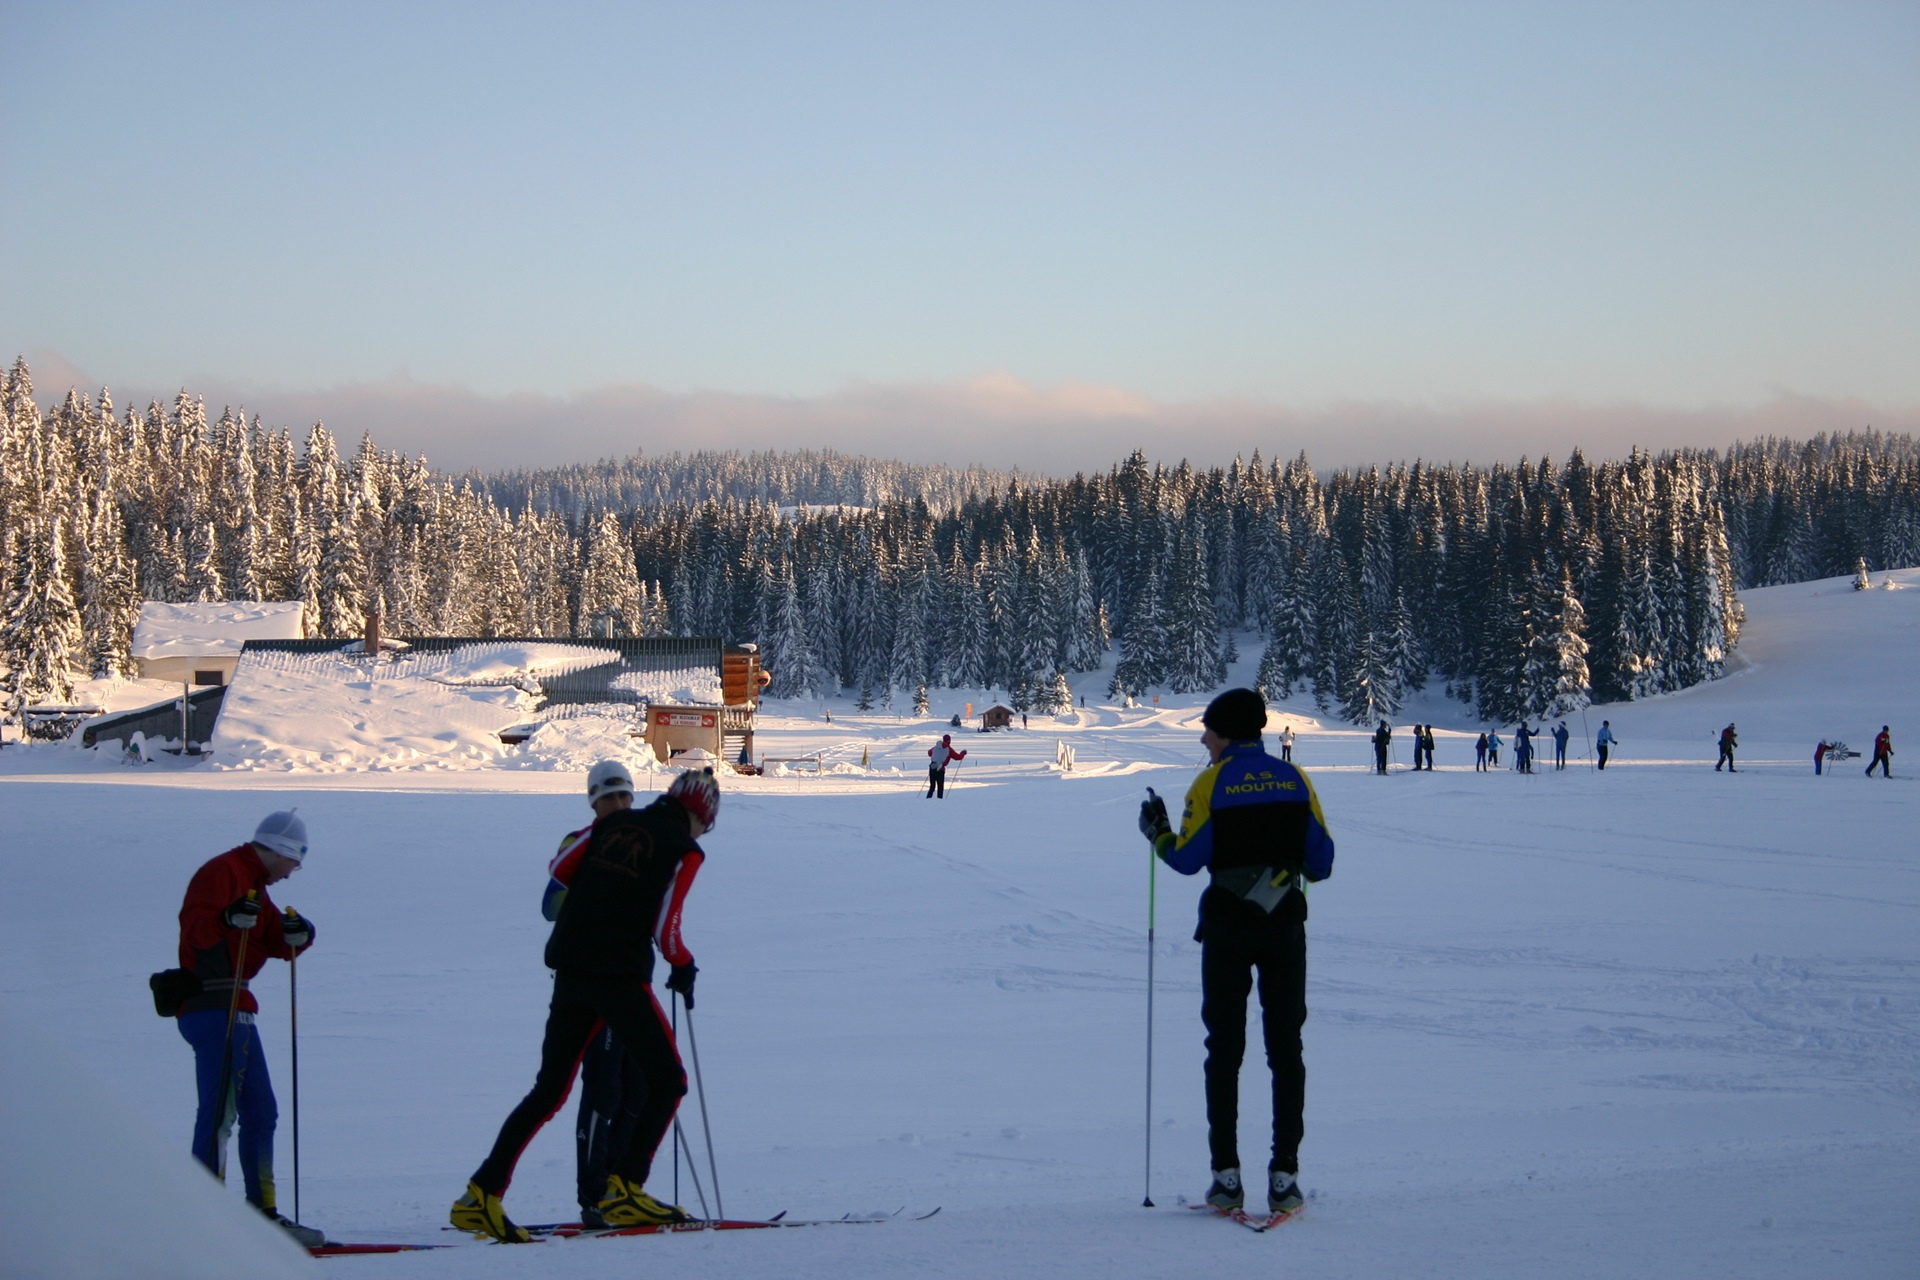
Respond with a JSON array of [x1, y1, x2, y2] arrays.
[[3, 1, 1916, 470]]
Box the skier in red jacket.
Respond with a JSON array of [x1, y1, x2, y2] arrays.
[[1867, 727, 1893, 778], [927, 734, 967, 798], [173, 811, 320, 1246]]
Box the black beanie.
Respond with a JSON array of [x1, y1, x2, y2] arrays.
[[1202, 688, 1267, 741]]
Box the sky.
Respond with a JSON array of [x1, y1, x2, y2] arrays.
[[3, 1, 1916, 474]]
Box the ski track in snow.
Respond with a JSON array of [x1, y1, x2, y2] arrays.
[[2, 572, 1917, 1278]]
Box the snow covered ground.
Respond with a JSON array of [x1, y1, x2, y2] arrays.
[[1, 571, 1915, 1278]]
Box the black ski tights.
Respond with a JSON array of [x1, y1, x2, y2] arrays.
[[473, 972, 685, 1197], [1200, 915, 1307, 1175]]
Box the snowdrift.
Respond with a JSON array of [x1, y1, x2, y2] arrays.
[[0, 1003, 316, 1279]]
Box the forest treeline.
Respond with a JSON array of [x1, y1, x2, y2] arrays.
[[4, 356, 1917, 724]]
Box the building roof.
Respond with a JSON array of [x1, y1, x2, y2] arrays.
[[132, 601, 306, 660]]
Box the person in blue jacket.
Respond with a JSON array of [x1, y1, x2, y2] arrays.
[[1486, 729, 1503, 769], [1138, 688, 1334, 1220]]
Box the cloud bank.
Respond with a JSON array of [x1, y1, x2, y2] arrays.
[[28, 350, 1917, 478]]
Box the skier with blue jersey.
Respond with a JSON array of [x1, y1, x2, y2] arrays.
[[1139, 688, 1335, 1219]]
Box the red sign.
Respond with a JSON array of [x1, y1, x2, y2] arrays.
[[655, 711, 716, 728]]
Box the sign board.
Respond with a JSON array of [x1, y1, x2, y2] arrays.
[[655, 711, 717, 728]]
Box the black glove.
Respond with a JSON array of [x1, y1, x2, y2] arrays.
[[282, 911, 314, 950], [223, 896, 262, 930], [1139, 792, 1171, 843], [666, 962, 698, 1010]]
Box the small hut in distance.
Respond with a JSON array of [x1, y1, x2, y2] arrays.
[[980, 703, 1015, 731]]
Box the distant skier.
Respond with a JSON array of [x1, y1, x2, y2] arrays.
[[1514, 723, 1534, 774], [452, 768, 718, 1241], [1407, 725, 1423, 771], [1815, 741, 1829, 775], [1716, 723, 1738, 772], [1372, 720, 1391, 775], [169, 812, 323, 1247], [1422, 724, 1437, 770], [927, 733, 967, 798], [541, 762, 649, 1229], [1596, 721, 1616, 770], [1277, 724, 1296, 762], [1486, 729, 1502, 769], [1474, 732, 1489, 772], [1867, 726, 1893, 778], [1137, 688, 1333, 1219], [1552, 721, 1571, 770]]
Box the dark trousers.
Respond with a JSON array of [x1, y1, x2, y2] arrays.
[[1597, 745, 1609, 770], [576, 1025, 645, 1211], [1555, 744, 1567, 769], [1868, 751, 1891, 777], [1280, 746, 1291, 762], [1717, 745, 1736, 771], [1373, 744, 1388, 774], [927, 765, 947, 798], [473, 972, 685, 1197], [1475, 748, 1487, 771], [1200, 913, 1307, 1176], [180, 1009, 277, 1210]]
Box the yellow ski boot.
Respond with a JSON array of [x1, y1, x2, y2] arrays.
[[450, 1180, 532, 1242], [597, 1174, 692, 1227]]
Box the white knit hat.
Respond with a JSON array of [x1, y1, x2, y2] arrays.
[[253, 810, 309, 863]]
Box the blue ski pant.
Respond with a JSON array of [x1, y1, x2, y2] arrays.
[[178, 1008, 278, 1210]]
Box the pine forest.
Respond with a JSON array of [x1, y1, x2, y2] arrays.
[[4, 357, 1917, 725]]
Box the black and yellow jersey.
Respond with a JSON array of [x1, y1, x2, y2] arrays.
[[1159, 740, 1334, 883]]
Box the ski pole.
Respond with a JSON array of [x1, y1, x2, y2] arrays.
[[211, 890, 257, 1172], [1580, 707, 1595, 771], [681, 997, 724, 1220], [671, 996, 679, 1206], [288, 911, 302, 1227], [1143, 789, 1159, 1209], [672, 1119, 710, 1218]]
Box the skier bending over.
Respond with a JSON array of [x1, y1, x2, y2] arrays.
[[927, 733, 967, 798], [453, 768, 720, 1242], [1139, 688, 1334, 1219], [541, 761, 652, 1229], [1867, 726, 1893, 778], [1596, 721, 1616, 770], [1716, 723, 1738, 772], [169, 812, 323, 1247]]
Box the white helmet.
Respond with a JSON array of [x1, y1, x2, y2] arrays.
[[587, 759, 635, 806]]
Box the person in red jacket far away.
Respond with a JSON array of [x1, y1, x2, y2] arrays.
[[928, 734, 967, 798], [1867, 726, 1894, 778]]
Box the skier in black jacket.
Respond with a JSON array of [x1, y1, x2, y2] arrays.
[[1372, 720, 1391, 775], [452, 768, 720, 1242]]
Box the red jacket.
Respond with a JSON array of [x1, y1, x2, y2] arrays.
[[176, 844, 307, 1016], [1876, 731, 1893, 756]]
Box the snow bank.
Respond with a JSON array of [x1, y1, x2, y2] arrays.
[[0, 1002, 316, 1280], [131, 601, 305, 660], [209, 650, 533, 771]]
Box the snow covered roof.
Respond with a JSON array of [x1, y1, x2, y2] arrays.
[[131, 602, 306, 660]]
